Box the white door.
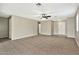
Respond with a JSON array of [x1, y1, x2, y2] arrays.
[[0, 18, 9, 38]]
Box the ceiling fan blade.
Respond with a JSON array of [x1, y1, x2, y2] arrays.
[[47, 16, 51, 17]]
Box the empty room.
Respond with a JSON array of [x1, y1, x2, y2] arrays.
[[0, 3, 79, 55]]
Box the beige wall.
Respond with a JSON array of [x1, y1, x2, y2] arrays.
[[52, 18, 76, 38], [75, 10, 79, 47], [40, 21, 53, 35], [9, 15, 76, 40], [76, 32, 79, 47], [40, 19, 76, 37], [9, 16, 38, 40], [53, 21, 59, 35], [58, 21, 66, 35], [53, 21, 66, 35], [53, 18, 76, 37], [0, 18, 9, 38], [66, 17, 76, 38]]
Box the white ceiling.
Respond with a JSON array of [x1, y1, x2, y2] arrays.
[[0, 3, 79, 21]]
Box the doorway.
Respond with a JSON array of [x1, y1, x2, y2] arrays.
[[0, 17, 10, 42], [38, 21, 41, 35]]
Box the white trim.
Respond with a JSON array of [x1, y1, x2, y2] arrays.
[[53, 33, 66, 35], [40, 33, 52, 35], [75, 38, 79, 47], [66, 36, 76, 38]]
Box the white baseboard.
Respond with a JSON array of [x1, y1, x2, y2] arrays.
[[53, 33, 66, 35], [66, 36, 76, 38], [40, 33, 52, 35], [12, 34, 37, 40], [75, 38, 79, 47]]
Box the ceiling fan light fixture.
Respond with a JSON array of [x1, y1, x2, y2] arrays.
[[36, 3, 42, 6], [41, 18, 46, 20]]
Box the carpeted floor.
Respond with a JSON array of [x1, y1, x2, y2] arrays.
[[0, 35, 79, 55]]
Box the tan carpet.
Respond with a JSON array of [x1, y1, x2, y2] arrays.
[[0, 35, 79, 55]]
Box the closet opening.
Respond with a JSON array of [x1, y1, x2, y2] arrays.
[[0, 17, 10, 42]]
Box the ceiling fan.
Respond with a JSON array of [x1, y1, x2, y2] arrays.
[[32, 3, 54, 19], [32, 11, 52, 20], [41, 13, 51, 19]]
